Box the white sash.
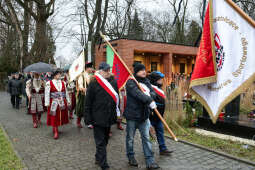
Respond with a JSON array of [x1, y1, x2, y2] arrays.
[[95, 73, 120, 117]]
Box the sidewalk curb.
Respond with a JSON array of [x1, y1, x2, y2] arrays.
[[0, 123, 28, 170], [164, 135, 255, 167], [122, 122, 255, 167]]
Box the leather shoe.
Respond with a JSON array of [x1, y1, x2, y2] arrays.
[[147, 163, 160, 170], [128, 157, 138, 167], [160, 149, 173, 156]]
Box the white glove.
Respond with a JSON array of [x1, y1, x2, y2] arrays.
[[149, 101, 157, 109]]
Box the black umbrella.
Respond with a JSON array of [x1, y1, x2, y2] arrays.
[[23, 62, 53, 73]]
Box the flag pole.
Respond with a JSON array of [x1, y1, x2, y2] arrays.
[[99, 31, 178, 141], [225, 0, 255, 28]]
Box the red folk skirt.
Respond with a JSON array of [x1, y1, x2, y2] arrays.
[[46, 81, 69, 127]]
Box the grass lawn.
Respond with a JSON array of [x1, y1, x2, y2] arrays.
[[0, 127, 23, 170], [165, 126, 255, 162]]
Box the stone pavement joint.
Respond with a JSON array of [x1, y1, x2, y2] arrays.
[[0, 92, 254, 170]]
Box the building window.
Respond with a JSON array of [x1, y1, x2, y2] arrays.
[[180, 63, 185, 74], [134, 61, 142, 64], [151, 62, 158, 72]]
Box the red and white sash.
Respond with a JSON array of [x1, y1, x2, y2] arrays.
[[94, 73, 120, 117], [152, 85, 166, 99]]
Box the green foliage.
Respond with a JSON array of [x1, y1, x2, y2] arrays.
[[183, 101, 194, 127], [185, 20, 202, 46], [194, 101, 203, 117], [128, 10, 144, 40], [0, 127, 23, 169], [240, 107, 252, 115]]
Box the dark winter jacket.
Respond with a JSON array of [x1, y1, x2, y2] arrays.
[[8, 78, 23, 96], [123, 77, 156, 122], [84, 75, 118, 127], [149, 84, 165, 122]]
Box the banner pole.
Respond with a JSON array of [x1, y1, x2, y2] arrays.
[[99, 31, 178, 141], [225, 0, 255, 28]]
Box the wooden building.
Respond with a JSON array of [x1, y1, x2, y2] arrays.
[[95, 39, 198, 78]]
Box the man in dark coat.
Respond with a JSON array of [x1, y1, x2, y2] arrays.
[[84, 62, 118, 170], [124, 62, 160, 170], [148, 71, 173, 156], [8, 73, 23, 109]]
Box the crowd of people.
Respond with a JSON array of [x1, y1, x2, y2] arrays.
[[7, 62, 173, 170]]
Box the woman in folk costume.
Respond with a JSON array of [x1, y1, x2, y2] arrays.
[[26, 72, 45, 128], [45, 69, 71, 139], [75, 62, 94, 128]]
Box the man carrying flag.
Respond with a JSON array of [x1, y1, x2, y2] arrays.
[[190, 0, 255, 123], [124, 62, 160, 170], [84, 62, 119, 170]]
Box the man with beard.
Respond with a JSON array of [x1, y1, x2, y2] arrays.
[[124, 63, 160, 170], [26, 72, 45, 128], [84, 62, 118, 170]]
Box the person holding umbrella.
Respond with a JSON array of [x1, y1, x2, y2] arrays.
[[26, 72, 45, 128], [45, 69, 71, 139]]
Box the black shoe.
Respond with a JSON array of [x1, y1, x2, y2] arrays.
[[128, 157, 138, 167], [95, 160, 100, 165], [160, 149, 173, 156], [102, 164, 110, 170], [147, 163, 160, 170]]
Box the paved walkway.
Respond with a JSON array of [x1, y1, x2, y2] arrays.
[[0, 92, 254, 170]]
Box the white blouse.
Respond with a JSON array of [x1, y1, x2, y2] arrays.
[[45, 79, 71, 107]]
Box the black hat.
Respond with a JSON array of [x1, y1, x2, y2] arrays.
[[99, 62, 110, 71], [133, 62, 146, 75], [85, 62, 93, 68], [52, 68, 62, 77]]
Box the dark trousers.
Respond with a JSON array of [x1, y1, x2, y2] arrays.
[[150, 120, 167, 152], [93, 125, 110, 169], [11, 95, 20, 109]]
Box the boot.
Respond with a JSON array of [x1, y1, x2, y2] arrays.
[[37, 114, 42, 125], [53, 127, 59, 139], [76, 117, 83, 128], [32, 114, 38, 128], [117, 122, 124, 130], [69, 111, 74, 119]]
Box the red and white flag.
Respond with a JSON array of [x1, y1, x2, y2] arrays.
[[69, 50, 85, 82], [190, 0, 255, 123], [112, 54, 131, 90]]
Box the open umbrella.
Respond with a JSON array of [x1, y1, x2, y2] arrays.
[[23, 62, 53, 73]]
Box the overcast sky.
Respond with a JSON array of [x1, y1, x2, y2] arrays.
[[53, 0, 200, 67]]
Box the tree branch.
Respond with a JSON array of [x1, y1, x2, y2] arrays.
[[14, 0, 38, 20]]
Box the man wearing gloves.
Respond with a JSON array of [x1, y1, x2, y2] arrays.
[[124, 62, 160, 170], [148, 71, 173, 156]]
